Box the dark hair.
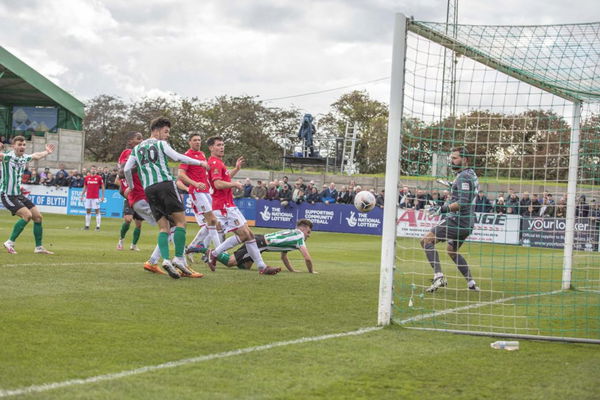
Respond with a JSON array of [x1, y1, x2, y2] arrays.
[[296, 219, 313, 229], [451, 146, 473, 160], [150, 117, 171, 131], [206, 136, 224, 147], [12, 135, 25, 143], [125, 131, 141, 142], [188, 132, 201, 141]]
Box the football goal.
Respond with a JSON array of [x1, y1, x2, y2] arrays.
[[378, 14, 600, 343]]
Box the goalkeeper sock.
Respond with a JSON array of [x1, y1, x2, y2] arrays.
[[454, 254, 473, 281], [424, 242, 442, 274], [120, 222, 130, 240], [173, 227, 186, 258], [33, 222, 43, 247], [10, 219, 29, 242], [158, 232, 170, 260], [132, 227, 141, 245]]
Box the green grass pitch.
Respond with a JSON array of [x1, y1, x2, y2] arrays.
[[0, 212, 599, 399]]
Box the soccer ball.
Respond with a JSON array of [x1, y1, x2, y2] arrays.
[[354, 190, 376, 213]]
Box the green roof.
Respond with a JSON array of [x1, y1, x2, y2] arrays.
[[0, 46, 84, 118]]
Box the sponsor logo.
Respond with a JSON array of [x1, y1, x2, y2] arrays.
[[260, 205, 293, 222], [260, 205, 271, 221], [346, 211, 357, 227], [526, 218, 589, 232]]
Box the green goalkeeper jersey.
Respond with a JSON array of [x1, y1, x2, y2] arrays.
[[1, 151, 33, 195], [264, 229, 306, 252]]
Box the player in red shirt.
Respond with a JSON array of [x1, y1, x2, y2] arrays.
[[205, 136, 280, 275], [177, 133, 222, 254], [80, 165, 105, 230]]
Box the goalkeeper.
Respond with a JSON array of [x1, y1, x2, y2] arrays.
[[187, 219, 317, 273], [420, 146, 480, 292]]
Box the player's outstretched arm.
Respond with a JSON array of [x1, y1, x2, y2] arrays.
[[163, 143, 208, 168], [280, 252, 297, 272], [299, 246, 317, 274], [230, 156, 245, 178], [31, 143, 56, 160]]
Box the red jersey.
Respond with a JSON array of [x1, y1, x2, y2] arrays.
[[84, 175, 103, 199], [118, 148, 146, 206], [179, 149, 210, 194], [208, 156, 235, 210]]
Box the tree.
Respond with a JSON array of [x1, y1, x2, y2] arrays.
[[83, 95, 128, 161]]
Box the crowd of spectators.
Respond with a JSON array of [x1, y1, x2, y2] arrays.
[[397, 186, 599, 219], [231, 176, 385, 209], [19, 163, 119, 189]]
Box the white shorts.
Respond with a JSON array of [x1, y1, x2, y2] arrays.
[[190, 192, 212, 226], [213, 207, 247, 233], [84, 198, 100, 210], [133, 199, 157, 226]]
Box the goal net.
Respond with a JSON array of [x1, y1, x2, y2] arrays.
[[378, 15, 600, 343]]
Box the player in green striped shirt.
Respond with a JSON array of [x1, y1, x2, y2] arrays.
[[188, 219, 317, 273], [0, 136, 56, 254], [123, 117, 208, 279]]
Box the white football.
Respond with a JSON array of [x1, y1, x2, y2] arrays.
[[354, 190, 376, 213]]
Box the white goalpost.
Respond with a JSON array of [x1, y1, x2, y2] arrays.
[[378, 13, 600, 343]]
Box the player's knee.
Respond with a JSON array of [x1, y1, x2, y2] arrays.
[[32, 214, 42, 223], [22, 213, 33, 222]]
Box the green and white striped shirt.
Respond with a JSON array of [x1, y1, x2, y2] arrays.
[[1, 151, 32, 195], [128, 139, 174, 189], [124, 138, 204, 190], [264, 229, 306, 252]]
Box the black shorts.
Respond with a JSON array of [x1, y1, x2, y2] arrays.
[[1, 193, 35, 215], [233, 234, 268, 267], [144, 181, 185, 222], [122, 199, 143, 221], [431, 219, 472, 250]]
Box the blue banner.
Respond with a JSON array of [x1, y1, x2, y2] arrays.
[[67, 188, 124, 218], [255, 200, 383, 235], [183, 196, 256, 221]]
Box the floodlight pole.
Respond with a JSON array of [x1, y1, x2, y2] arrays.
[[378, 13, 407, 326], [562, 101, 582, 290]]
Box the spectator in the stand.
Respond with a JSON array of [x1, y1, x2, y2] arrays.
[[54, 169, 69, 187], [431, 191, 444, 206], [81, 167, 88, 177], [492, 191, 505, 210], [506, 192, 520, 215], [415, 189, 432, 210], [105, 168, 119, 189], [251, 180, 267, 200], [296, 177, 307, 192], [494, 196, 506, 214], [474, 190, 492, 213], [555, 197, 567, 218], [305, 180, 315, 194], [242, 178, 253, 198], [336, 185, 351, 204], [348, 185, 361, 206], [27, 169, 40, 185], [376, 189, 384, 208], [232, 180, 244, 199], [40, 167, 50, 182], [292, 182, 304, 203], [69, 171, 84, 188], [279, 183, 292, 206], [576, 194, 590, 218], [530, 194, 541, 216], [404, 193, 416, 209], [0, 135, 8, 144], [306, 186, 321, 204], [508, 188, 519, 202], [21, 167, 32, 184], [539, 194, 555, 217], [398, 186, 412, 208], [42, 172, 56, 186], [266, 181, 279, 200], [294, 189, 305, 205], [321, 182, 337, 204], [281, 176, 289, 188], [99, 167, 110, 184], [57, 163, 69, 180], [440, 190, 450, 203], [519, 192, 532, 216]]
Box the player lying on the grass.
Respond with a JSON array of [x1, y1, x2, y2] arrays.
[[188, 219, 317, 273], [0, 137, 55, 254], [420, 146, 479, 293]]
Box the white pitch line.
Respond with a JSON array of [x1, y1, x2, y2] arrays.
[[2, 262, 136, 268], [399, 289, 564, 324], [0, 326, 382, 398]]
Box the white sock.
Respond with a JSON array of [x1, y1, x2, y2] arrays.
[[85, 213, 91, 227], [149, 245, 161, 264], [434, 272, 444, 279], [96, 213, 101, 227], [190, 226, 208, 247], [208, 225, 221, 247], [245, 239, 267, 269], [213, 235, 241, 256], [468, 279, 477, 287]]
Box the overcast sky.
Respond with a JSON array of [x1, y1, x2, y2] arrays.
[[2, 0, 599, 115]]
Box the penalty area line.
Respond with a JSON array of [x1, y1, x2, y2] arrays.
[[0, 326, 382, 398]]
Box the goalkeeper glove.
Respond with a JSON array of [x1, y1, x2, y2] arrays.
[[428, 204, 449, 216]]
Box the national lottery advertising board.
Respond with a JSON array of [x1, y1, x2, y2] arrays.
[[395, 208, 521, 245]]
